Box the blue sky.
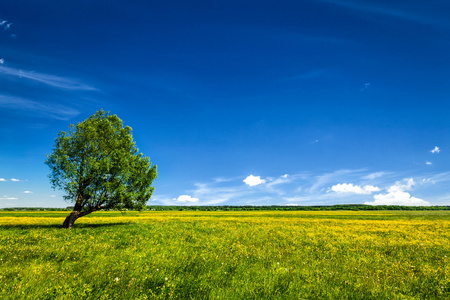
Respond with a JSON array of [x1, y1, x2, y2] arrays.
[[1, 0, 450, 208]]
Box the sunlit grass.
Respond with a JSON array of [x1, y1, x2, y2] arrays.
[[0, 211, 449, 299]]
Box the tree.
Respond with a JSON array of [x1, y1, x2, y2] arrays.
[[45, 110, 157, 228]]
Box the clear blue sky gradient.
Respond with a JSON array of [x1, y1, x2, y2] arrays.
[[1, 0, 449, 207]]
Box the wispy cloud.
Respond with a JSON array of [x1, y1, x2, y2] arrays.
[[362, 172, 386, 180], [23, 191, 33, 194], [361, 83, 371, 92], [0, 196, 18, 200], [0, 65, 97, 91], [318, 0, 441, 27], [0, 19, 13, 31], [10, 178, 20, 182], [308, 169, 363, 193], [422, 172, 450, 185], [266, 174, 291, 187], [288, 69, 327, 80], [0, 95, 80, 120], [153, 169, 448, 207], [191, 182, 251, 205]]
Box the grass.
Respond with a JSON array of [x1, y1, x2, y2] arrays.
[[0, 210, 449, 299]]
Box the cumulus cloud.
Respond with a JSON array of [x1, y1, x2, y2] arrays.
[[243, 175, 266, 186], [387, 178, 415, 193], [174, 195, 199, 203], [365, 178, 430, 206], [23, 191, 32, 194], [366, 191, 430, 206], [0, 178, 6, 182], [331, 183, 380, 194], [426, 161, 432, 165], [431, 146, 440, 154], [10, 178, 20, 182], [153, 170, 442, 207]]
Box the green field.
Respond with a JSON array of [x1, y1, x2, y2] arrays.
[[0, 211, 449, 299]]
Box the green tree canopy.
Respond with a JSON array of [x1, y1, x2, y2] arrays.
[[45, 110, 157, 228]]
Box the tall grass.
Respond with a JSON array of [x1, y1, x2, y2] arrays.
[[0, 211, 449, 299]]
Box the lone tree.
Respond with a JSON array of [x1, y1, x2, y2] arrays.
[[45, 110, 157, 228]]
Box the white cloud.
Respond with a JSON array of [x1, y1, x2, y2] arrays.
[[0, 178, 6, 182], [0, 65, 97, 91], [365, 178, 430, 206], [173, 195, 199, 203], [10, 178, 20, 182], [431, 146, 440, 154], [331, 183, 380, 194], [23, 191, 32, 194], [318, 0, 440, 27], [243, 175, 266, 186], [362, 172, 386, 180], [264, 174, 294, 195], [0, 95, 80, 120], [153, 170, 447, 207], [0, 20, 12, 30], [0, 197, 18, 200], [0, 58, 4, 65], [192, 182, 250, 205], [267, 174, 291, 187], [361, 82, 371, 91], [309, 169, 362, 193], [422, 172, 450, 184], [426, 161, 432, 165], [387, 178, 415, 193], [366, 191, 430, 206]]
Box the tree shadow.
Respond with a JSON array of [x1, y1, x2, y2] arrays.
[[0, 222, 132, 230]]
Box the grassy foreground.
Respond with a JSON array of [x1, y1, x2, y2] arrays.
[[0, 211, 449, 299]]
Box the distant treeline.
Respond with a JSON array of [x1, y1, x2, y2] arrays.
[[1, 205, 450, 212], [0, 207, 72, 211], [145, 205, 450, 211]]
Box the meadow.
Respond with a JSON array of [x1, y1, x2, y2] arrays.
[[0, 210, 449, 299]]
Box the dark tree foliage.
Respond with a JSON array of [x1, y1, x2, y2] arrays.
[[45, 110, 157, 228]]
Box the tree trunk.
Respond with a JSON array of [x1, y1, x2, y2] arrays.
[[62, 211, 82, 228]]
